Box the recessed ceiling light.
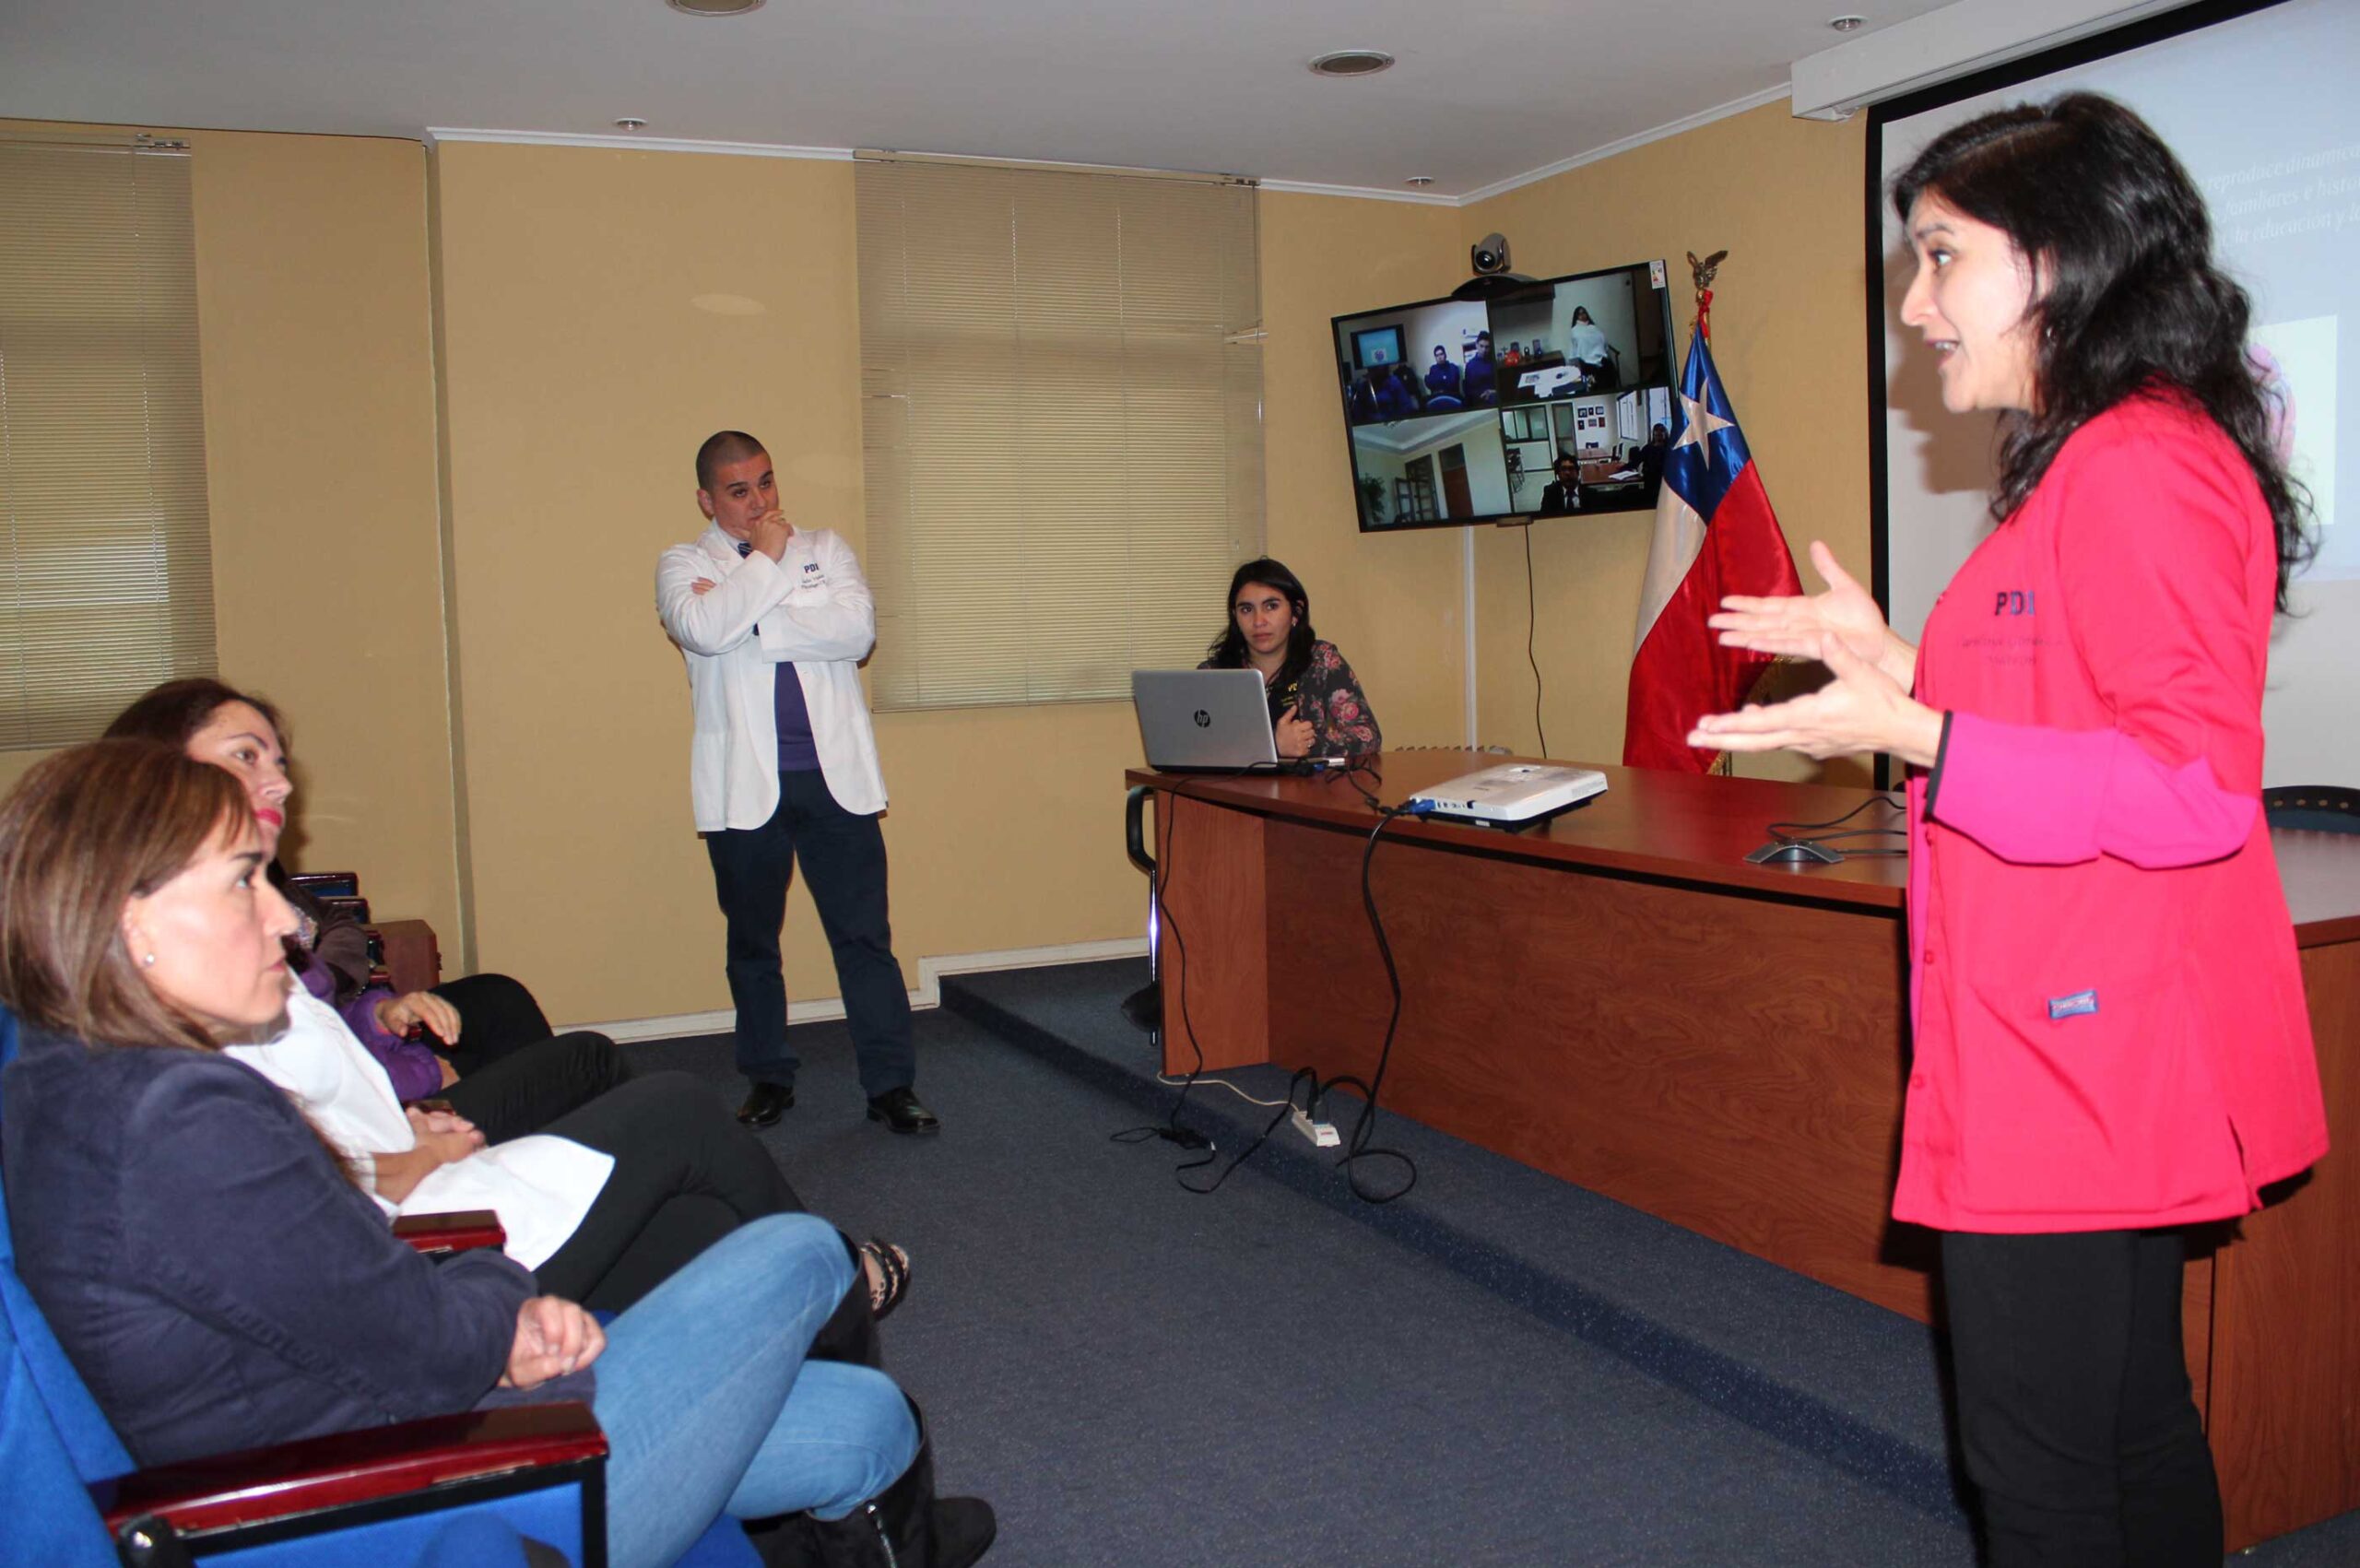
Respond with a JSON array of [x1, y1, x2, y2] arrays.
[[1309, 50, 1396, 78], [1405, 175, 1435, 187], [1829, 15, 1867, 30], [614, 117, 648, 131], [667, 0, 765, 17]]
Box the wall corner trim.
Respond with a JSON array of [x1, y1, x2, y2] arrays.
[[565, 936, 1150, 1043], [425, 126, 855, 161]]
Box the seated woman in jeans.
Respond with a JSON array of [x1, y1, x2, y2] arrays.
[[0, 741, 993, 1568], [107, 676, 910, 1325]]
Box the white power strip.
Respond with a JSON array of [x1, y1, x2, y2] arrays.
[[1292, 1108, 1340, 1148]]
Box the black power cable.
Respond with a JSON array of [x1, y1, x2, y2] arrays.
[[1524, 524, 1549, 757], [1111, 790, 1216, 1166], [1121, 757, 1416, 1200], [1763, 792, 1909, 857]]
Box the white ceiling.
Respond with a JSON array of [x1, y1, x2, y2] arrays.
[[0, 0, 1958, 199]]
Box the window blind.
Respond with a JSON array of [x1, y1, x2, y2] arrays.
[[855, 157, 1262, 710], [0, 136, 216, 749]]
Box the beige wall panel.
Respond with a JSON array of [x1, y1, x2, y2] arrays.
[[1258, 192, 1469, 751], [431, 143, 1171, 1025], [1460, 104, 1873, 785], [0, 121, 461, 935], [431, 142, 863, 1023]]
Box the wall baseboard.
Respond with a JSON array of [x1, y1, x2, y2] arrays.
[[570, 936, 1150, 1044]]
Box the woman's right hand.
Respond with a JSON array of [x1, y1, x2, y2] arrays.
[[501, 1296, 605, 1389], [1274, 705, 1316, 759], [405, 1105, 484, 1166], [1708, 540, 1908, 684]]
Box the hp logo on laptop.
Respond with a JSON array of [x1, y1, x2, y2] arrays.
[[1192, 710, 1211, 727]]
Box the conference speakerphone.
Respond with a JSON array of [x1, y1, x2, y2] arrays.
[[1407, 763, 1608, 827]]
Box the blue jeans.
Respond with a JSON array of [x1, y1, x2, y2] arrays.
[[592, 1213, 918, 1568]]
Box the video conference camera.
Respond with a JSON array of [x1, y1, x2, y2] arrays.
[[1452, 231, 1537, 301]]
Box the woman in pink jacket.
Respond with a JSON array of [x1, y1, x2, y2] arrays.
[[1692, 95, 2325, 1566]]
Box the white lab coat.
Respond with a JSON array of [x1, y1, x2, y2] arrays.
[[655, 523, 889, 830]]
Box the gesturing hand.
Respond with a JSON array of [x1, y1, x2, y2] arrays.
[[1687, 633, 1944, 767], [501, 1297, 605, 1390], [376, 990, 462, 1046], [1708, 540, 1899, 679]]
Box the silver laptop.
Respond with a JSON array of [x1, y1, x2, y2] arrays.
[[1132, 668, 1277, 772]]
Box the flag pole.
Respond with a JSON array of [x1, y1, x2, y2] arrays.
[[1689, 248, 1735, 778], [1692, 248, 1803, 754]]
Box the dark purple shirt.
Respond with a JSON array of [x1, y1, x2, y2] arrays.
[[773, 664, 820, 772], [736, 538, 822, 772]]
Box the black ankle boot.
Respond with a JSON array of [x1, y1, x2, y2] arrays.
[[791, 1397, 995, 1568]]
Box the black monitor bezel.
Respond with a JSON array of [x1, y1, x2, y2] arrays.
[[1330, 257, 1678, 535]]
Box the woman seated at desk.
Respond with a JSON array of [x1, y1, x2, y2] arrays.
[[1198, 558, 1380, 759]]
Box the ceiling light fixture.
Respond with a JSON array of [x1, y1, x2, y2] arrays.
[[666, 0, 765, 17], [614, 117, 648, 131], [1309, 50, 1396, 78], [1405, 175, 1435, 187], [1829, 15, 1867, 30]]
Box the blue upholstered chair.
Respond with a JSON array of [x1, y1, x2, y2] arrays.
[[0, 1004, 762, 1568]]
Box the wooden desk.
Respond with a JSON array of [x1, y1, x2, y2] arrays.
[[1127, 753, 2360, 1550]]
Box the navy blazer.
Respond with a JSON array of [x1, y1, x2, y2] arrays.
[[2, 1026, 537, 1467]]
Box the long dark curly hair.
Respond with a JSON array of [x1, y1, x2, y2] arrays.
[[1893, 92, 2313, 608], [1204, 558, 1316, 687]]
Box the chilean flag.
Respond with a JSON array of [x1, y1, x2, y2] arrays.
[[1622, 333, 1800, 772]]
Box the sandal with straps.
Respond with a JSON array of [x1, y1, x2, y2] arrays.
[[856, 1237, 912, 1321]]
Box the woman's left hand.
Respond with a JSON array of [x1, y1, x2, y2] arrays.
[[376, 990, 462, 1046], [1274, 705, 1316, 759], [1687, 633, 1944, 766], [501, 1297, 606, 1389]]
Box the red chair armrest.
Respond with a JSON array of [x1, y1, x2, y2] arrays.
[[392, 1210, 507, 1255], [95, 1402, 607, 1539]]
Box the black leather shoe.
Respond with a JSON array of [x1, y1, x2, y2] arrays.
[[737, 1080, 795, 1126], [867, 1086, 941, 1137]]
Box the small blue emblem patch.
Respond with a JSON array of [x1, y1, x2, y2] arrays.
[[2047, 989, 2099, 1020]]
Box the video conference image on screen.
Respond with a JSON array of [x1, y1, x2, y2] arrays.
[[1334, 261, 1677, 532]]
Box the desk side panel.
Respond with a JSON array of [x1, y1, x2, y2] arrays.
[[2210, 936, 2360, 1551], [1154, 791, 1270, 1073], [1267, 818, 1936, 1319]]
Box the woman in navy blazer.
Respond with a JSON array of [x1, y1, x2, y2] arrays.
[[0, 742, 994, 1568]]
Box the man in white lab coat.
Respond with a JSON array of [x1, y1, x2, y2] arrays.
[[654, 430, 937, 1135]]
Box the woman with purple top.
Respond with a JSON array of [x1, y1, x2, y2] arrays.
[[105, 678, 913, 1324], [106, 678, 625, 1142]]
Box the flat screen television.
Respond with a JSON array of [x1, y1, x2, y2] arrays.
[[1332, 259, 1680, 532]]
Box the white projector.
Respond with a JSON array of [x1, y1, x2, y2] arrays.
[[1407, 763, 1608, 825]]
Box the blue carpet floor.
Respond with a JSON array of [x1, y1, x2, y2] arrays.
[[631, 959, 2360, 1567]]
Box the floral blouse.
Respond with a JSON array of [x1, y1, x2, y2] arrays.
[[1201, 639, 1381, 756]]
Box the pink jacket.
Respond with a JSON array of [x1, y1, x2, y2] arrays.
[[1896, 393, 2327, 1232]]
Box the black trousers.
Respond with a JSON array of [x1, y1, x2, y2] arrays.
[[1941, 1229, 2222, 1568], [431, 973, 632, 1145], [704, 768, 914, 1098], [527, 1070, 879, 1362], [533, 1072, 802, 1311]]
